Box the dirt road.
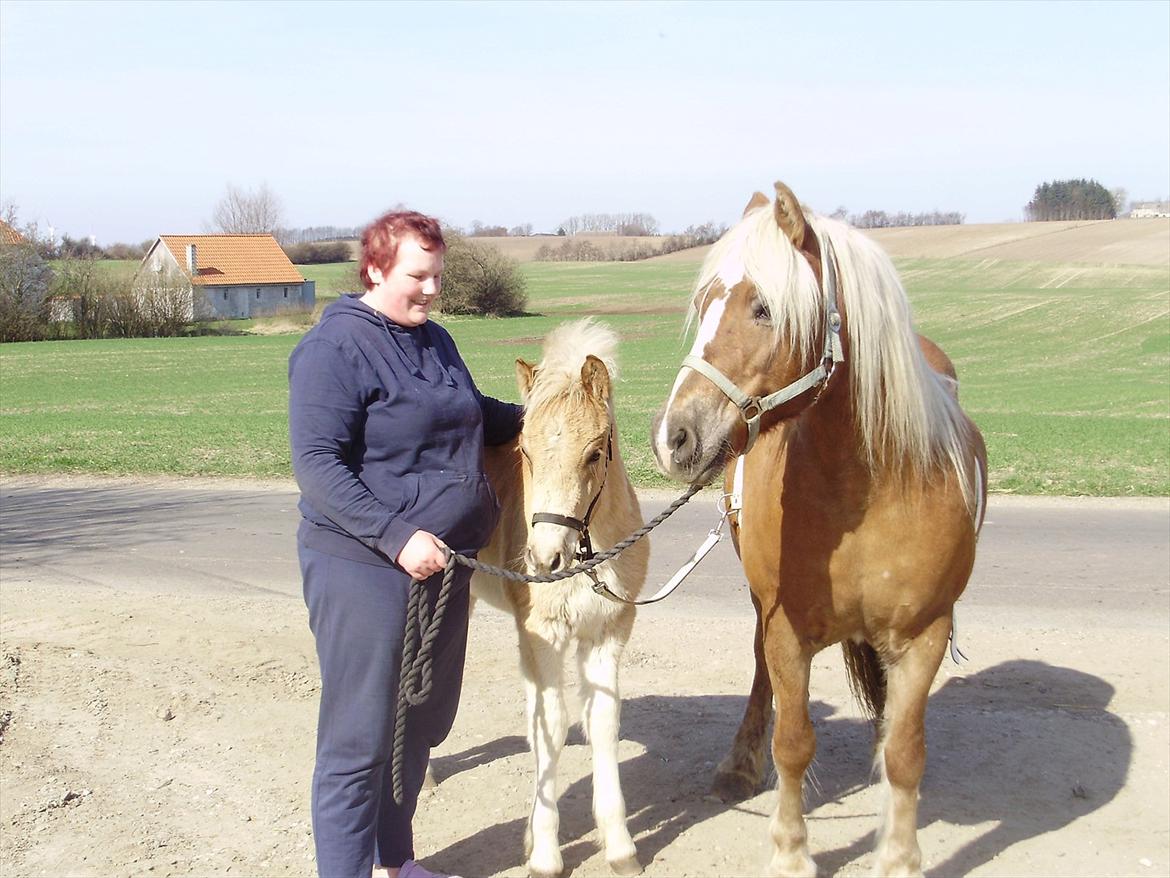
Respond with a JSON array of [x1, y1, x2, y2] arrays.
[[1, 477, 1167, 877]]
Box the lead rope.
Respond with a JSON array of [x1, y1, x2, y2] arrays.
[[390, 479, 707, 804]]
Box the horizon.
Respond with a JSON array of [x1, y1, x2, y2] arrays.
[[1, 0, 1168, 244]]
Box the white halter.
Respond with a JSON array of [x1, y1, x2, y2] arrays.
[[680, 233, 844, 453]]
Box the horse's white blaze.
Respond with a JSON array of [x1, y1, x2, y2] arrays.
[[654, 291, 729, 453]]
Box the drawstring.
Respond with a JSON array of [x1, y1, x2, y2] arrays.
[[377, 317, 455, 387]]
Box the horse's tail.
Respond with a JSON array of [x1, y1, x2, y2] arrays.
[[841, 640, 887, 730]]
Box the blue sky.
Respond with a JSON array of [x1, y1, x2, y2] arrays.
[[1, 0, 1167, 243]]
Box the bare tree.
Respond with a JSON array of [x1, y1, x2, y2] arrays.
[[0, 239, 52, 341], [212, 183, 285, 237], [1110, 187, 1128, 217]]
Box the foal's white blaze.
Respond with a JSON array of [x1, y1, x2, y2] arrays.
[[654, 290, 730, 453]]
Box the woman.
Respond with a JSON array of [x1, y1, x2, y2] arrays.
[[289, 211, 523, 878]]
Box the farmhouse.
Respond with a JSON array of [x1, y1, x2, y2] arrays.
[[0, 219, 27, 246], [140, 234, 315, 319], [1130, 201, 1170, 219]]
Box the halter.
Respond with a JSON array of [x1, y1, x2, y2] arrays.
[[680, 233, 845, 454], [530, 430, 613, 563]]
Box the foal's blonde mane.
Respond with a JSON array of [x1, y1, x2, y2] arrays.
[[695, 205, 973, 502], [525, 318, 618, 413]]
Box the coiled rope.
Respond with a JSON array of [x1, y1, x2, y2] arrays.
[[391, 480, 706, 804]]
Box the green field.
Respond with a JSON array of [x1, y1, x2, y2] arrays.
[[298, 261, 362, 297], [1, 256, 1167, 494]]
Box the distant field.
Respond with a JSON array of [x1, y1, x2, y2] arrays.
[[2, 221, 1167, 494], [651, 217, 1170, 268], [896, 259, 1168, 495], [298, 261, 361, 297], [869, 218, 1170, 266]]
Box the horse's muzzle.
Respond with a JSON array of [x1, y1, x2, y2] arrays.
[[525, 526, 578, 576], [652, 404, 727, 484]]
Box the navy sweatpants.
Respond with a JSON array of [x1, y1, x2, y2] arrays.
[[300, 543, 471, 878]]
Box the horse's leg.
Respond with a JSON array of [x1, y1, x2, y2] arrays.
[[714, 591, 774, 801], [767, 631, 816, 878], [577, 626, 640, 876], [872, 615, 951, 878], [519, 627, 569, 878]]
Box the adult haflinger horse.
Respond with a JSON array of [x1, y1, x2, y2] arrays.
[[473, 319, 648, 878], [651, 182, 987, 877]]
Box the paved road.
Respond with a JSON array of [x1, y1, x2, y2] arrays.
[[2, 477, 1166, 626]]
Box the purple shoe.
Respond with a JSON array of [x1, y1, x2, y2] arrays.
[[399, 859, 464, 878]]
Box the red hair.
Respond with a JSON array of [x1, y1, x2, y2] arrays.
[[359, 210, 446, 289]]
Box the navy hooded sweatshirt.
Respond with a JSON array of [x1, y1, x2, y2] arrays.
[[288, 294, 523, 567]]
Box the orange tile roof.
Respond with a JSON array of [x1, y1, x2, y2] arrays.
[[0, 219, 27, 246], [158, 234, 304, 286]]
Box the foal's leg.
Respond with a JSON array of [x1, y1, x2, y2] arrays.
[[519, 628, 569, 878], [872, 615, 950, 878], [714, 593, 774, 801], [577, 627, 640, 876], [767, 634, 817, 878]]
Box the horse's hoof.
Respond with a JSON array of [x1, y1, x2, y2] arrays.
[[711, 769, 757, 802], [526, 848, 563, 878], [767, 852, 817, 878], [422, 762, 438, 788], [608, 854, 642, 876]]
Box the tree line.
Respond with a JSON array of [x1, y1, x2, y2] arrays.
[[828, 207, 965, 229], [535, 222, 728, 262], [1025, 179, 1117, 221], [557, 212, 660, 236], [5, 219, 154, 262]]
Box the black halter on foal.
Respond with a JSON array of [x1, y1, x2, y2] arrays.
[[530, 430, 613, 563]]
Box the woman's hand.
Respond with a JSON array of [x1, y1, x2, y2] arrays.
[[396, 530, 449, 580]]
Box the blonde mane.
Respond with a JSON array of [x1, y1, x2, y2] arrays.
[[694, 206, 973, 501], [525, 318, 619, 412]]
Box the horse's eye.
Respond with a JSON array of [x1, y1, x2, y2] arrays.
[[752, 298, 771, 324], [587, 449, 602, 465]]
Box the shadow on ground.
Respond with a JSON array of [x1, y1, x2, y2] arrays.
[[432, 660, 1130, 877], [0, 482, 288, 564]]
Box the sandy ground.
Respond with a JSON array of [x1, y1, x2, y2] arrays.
[[1, 482, 1168, 877]]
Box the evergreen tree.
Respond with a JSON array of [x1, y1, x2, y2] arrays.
[[1025, 179, 1117, 221]]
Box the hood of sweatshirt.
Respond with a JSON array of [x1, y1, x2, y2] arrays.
[[316, 294, 455, 386]]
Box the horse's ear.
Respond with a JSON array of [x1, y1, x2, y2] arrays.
[[743, 191, 769, 216], [581, 355, 610, 400], [515, 358, 537, 398], [773, 181, 809, 250]]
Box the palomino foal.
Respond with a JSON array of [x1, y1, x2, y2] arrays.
[[473, 319, 648, 878]]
